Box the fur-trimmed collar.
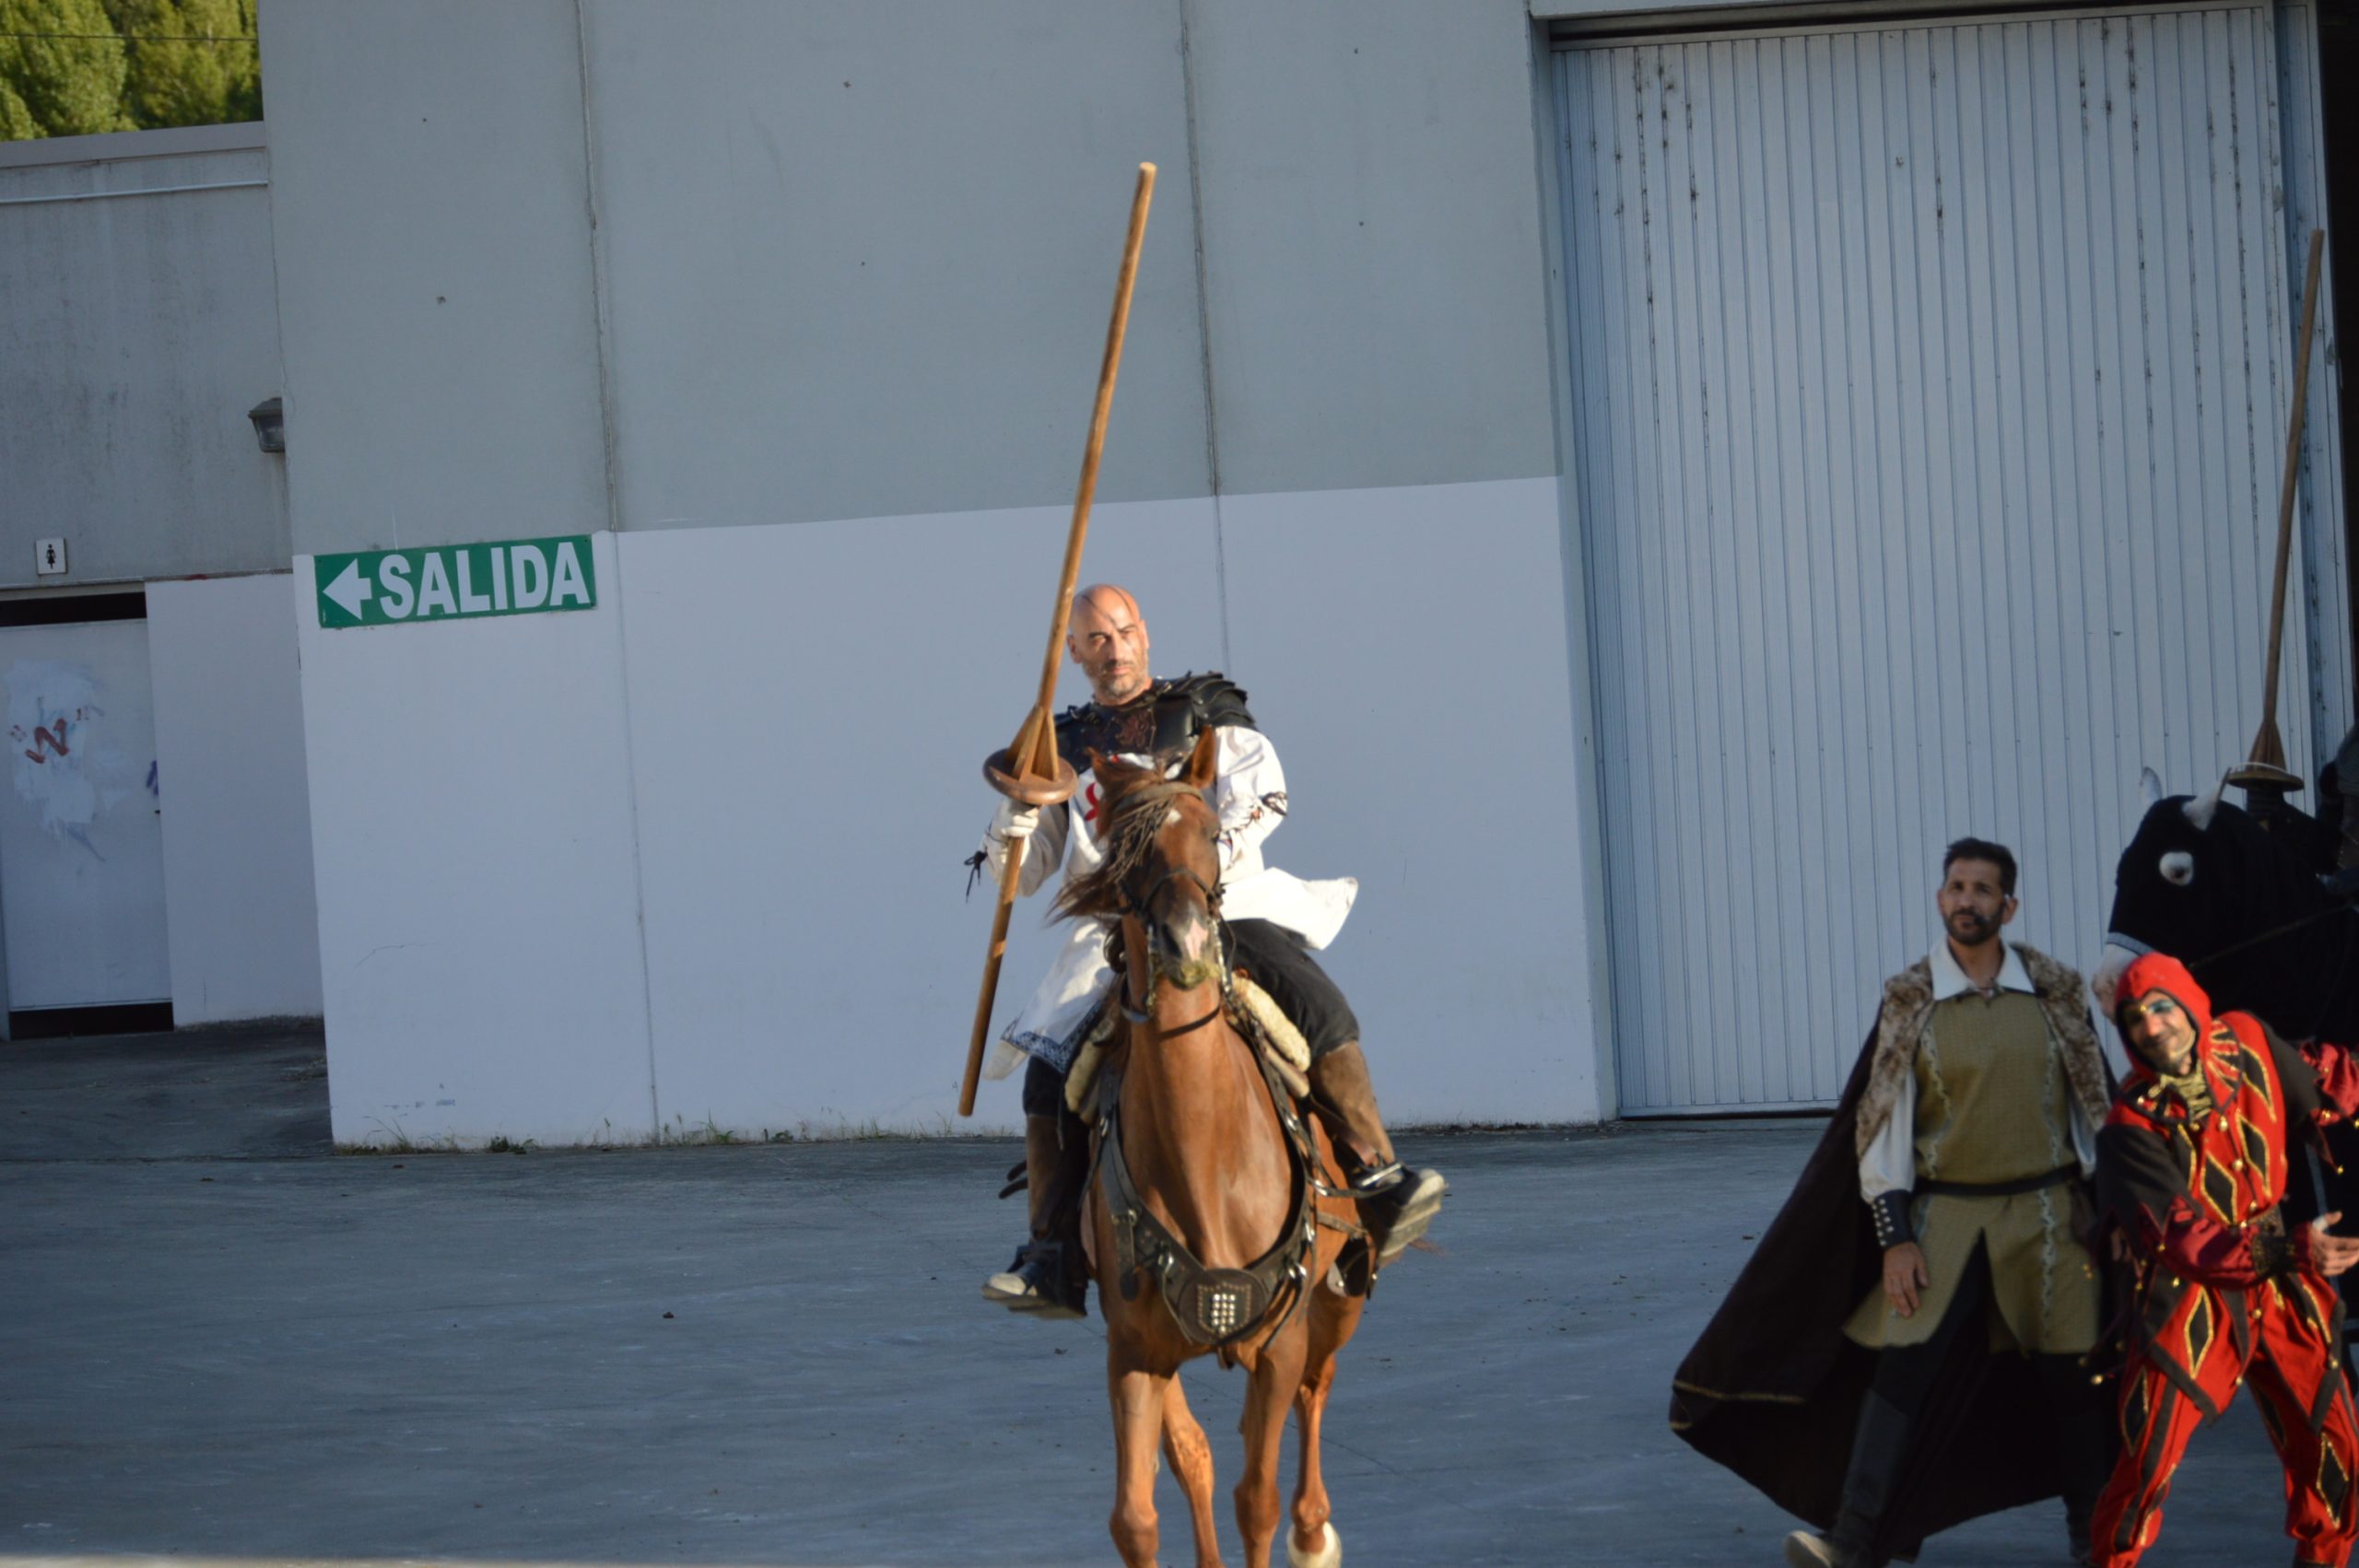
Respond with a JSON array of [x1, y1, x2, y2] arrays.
[[1853, 942, 2108, 1158]]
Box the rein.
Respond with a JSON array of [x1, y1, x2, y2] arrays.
[[2189, 900, 2354, 972], [2166, 894, 2359, 1042]]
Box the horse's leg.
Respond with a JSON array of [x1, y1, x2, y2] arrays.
[[1286, 1287, 1363, 1568], [1162, 1375, 1225, 1568], [1235, 1327, 1311, 1568], [1108, 1358, 1169, 1568]]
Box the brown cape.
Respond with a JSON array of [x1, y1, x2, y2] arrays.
[[1667, 1020, 2107, 1561]]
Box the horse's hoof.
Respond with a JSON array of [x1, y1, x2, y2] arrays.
[[1285, 1521, 1341, 1568]]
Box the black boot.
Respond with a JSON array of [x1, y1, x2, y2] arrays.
[[2039, 1355, 2110, 1568], [981, 1112, 1088, 1318], [1783, 1391, 1910, 1568], [1306, 1043, 1447, 1266]]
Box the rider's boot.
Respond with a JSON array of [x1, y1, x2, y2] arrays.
[[1306, 1041, 1447, 1266], [1782, 1390, 1908, 1568], [981, 1112, 1088, 1318]]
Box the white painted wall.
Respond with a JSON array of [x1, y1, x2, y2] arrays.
[[620, 499, 1226, 1138], [147, 574, 322, 1024], [297, 533, 652, 1146], [1221, 477, 1601, 1123], [624, 480, 1600, 1137]]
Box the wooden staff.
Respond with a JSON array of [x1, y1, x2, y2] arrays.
[[2236, 227, 2328, 789], [959, 161, 1156, 1117]]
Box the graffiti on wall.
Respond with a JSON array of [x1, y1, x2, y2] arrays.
[[5, 661, 145, 862]]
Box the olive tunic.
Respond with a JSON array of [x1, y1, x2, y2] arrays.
[[1845, 989, 2100, 1353]]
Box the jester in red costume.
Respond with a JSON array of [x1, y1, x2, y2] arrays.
[[2093, 951, 2359, 1567]]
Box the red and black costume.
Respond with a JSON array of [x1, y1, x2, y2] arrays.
[[2094, 952, 2359, 1568]]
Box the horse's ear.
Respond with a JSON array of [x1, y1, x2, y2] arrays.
[[2140, 767, 2165, 810], [1179, 727, 1218, 792], [2185, 772, 2227, 832]]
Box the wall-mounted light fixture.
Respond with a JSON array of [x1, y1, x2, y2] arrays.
[[247, 396, 285, 453]]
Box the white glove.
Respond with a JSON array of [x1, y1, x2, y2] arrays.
[[992, 800, 1041, 841]]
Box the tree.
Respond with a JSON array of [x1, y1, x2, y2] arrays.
[[0, 0, 130, 138], [105, 0, 258, 130]]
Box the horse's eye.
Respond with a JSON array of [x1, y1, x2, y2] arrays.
[[2159, 850, 2195, 887]]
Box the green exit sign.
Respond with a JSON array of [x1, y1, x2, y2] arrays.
[[314, 537, 597, 628]]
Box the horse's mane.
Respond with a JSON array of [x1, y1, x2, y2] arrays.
[[1051, 753, 1202, 924]]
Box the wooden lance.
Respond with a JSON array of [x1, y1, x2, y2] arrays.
[[958, 161, 1156, 1117], [2232, 227, 2327, 799]]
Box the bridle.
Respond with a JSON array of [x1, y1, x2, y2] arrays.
[[1116, 862, 1229, 1029], [1095, 781, 1227, 1028]]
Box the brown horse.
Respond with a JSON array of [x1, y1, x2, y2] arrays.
[[1057, 730, 1367, 1568]]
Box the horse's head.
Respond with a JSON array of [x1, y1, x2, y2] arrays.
[[2099, 768, 2337, 1016], [1053, 728, 1226, 994]]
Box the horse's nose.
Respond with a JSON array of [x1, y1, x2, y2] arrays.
[[1161, 903, 1213, 965]]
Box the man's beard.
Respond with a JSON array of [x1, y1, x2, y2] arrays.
[[1947, 907, 2000, 947]]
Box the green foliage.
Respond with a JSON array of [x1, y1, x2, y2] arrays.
[[0, 77, 36, 140], [106, 0, 258, 130], [0, 0, 259, 141], [0, 0, 129, 137]]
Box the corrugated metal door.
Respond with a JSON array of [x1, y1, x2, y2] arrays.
[[1554, 6, 2323, 1113]]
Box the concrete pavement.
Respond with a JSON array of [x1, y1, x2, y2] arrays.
[[0, 1024, 2304, 1565]]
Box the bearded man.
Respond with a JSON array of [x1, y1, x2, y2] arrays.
[[1672, 838, 2115, 1568], [2091, 951, 2359, 1568], [971, 584, 1446, 1318]]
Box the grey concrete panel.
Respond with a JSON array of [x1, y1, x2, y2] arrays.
[[0, 1029, 2308, 1566], [258, 0, 610, 556], [581, 0, 1214, 531], [1188, 0, 1559, 497], [0, 144, 288, 587]]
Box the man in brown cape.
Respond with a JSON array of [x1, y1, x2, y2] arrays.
[[1670, 839, 2116, 1566]]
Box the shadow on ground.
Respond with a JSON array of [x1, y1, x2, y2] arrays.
[[0, 1024, 2298, 1565]]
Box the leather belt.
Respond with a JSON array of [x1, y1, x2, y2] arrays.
[[1916, 1164, 2079, 1198]]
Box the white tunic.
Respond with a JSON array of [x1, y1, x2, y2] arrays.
[[978, 723, 1357, 1075]]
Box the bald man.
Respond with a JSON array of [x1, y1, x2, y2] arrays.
[[975, 585, 1447, 1317]]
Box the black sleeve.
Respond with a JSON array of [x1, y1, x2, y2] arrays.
[[2259, 1018, 2326, 1128], [2095, 1120, 2188, 1237]]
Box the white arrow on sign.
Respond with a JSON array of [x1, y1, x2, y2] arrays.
[[323, 559, 374, 620]]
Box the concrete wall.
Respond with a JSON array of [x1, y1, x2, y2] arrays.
[[261, 0, 1613, 1142], [259, 0, 609, 557], [1187, 0, 1560, 493], [0, 124, 287, 589], [580, 0, 1212, 529], [147, 574, 323, 1024]]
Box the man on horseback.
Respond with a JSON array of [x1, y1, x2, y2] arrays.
[[972, 583, 1447, 1317]]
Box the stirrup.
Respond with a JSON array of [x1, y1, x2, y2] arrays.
[[1358, 1167, 1447, 1264], [1347, 1159, 1405, 1197], [981, 1240, 1085, 1320]]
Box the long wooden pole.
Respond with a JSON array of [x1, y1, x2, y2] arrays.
[[2247, 227, 2328, 778], [959, 161, 1156, 1117]]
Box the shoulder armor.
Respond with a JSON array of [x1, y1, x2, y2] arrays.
[[1151, 672, 1256, 755]]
